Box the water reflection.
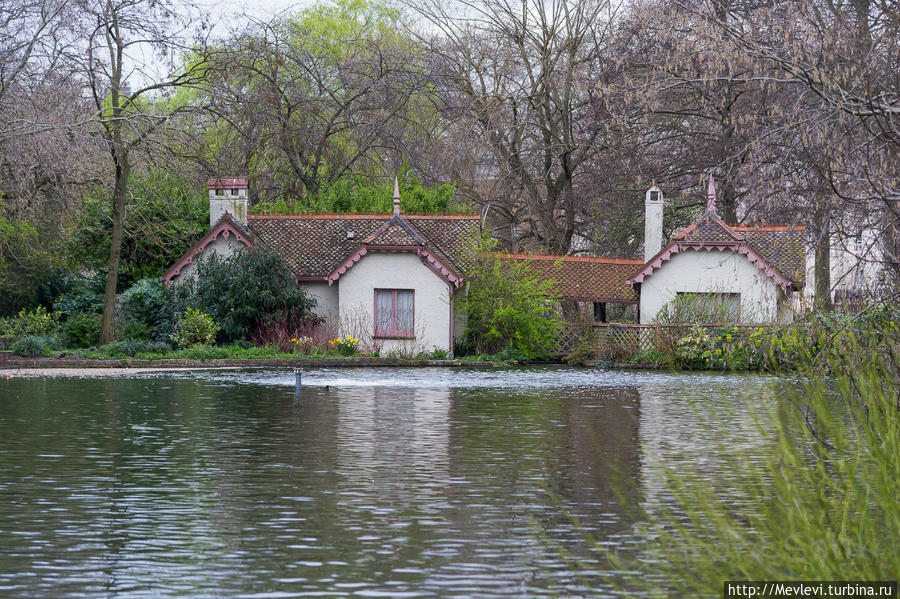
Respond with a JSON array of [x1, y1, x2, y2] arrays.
[[0, 369, 778, 597]]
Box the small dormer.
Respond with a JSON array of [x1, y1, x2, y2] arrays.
[[208, 177, 249, 227]]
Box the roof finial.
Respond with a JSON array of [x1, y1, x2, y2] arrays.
[[706, 174, 717, 214], [393, 176, 400, 216]]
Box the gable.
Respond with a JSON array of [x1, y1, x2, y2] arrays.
[[161, 214, 253, 283], [631, 215, 806, 294]]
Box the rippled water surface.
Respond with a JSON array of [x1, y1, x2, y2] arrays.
[[0, 367, 780, 597]]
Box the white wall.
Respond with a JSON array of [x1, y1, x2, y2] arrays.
[[170, 235, 245, 284], [337, 252, 452, 353], [803, 226, 885, 305], [639, 249, 781, 324], [301, 281, 339, 323]]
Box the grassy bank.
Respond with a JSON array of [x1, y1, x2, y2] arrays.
[[592, 310, 900, 594]]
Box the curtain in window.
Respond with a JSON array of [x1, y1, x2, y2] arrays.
[[396, 291, 414, 332], [376, 290, 393, 331]]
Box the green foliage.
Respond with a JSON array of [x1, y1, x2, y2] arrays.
[[329, 335, 359, 356], [170, 308, 219, 348], [98, 338, 172, 357], [52, 274, 106, 317], [181, 247, 318, 343], [67, 171, 208, 282], [0, 201, 65, 316], [430, 347, 450, 360], [674, 326, 713, 369], [620, 314, 900, 592], [61, 313, 102, 348], [119, 277, 171, 340], [460, 237, 562, 359], [11, 334, 60, 357], [0, 306, 60, 344], [253, 172, 461, 215]]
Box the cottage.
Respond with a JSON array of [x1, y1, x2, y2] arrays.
[[163, 178, 479, 354], [627, 179, 806, 324]]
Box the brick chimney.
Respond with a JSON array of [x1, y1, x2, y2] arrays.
[[207, 177, 249, 227], [644, 184, 664, 262]]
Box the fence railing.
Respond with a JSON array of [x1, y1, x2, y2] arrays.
[[554, 322, 781, 361]]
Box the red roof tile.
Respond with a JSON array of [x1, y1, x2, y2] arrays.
[[207, 177, 249, 189], [502, 254, 641, 302], [247, 214, 479, 279]]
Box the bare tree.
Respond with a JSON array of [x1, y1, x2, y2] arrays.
[[69, 0, 209, 343], [699, 0, 900, 284], [411, 0, 623, 254]]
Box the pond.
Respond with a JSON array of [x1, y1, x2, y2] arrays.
[[0, 367, 782, 598]]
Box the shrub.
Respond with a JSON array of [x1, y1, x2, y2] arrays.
[[430, 347, 450, 360], [52, 275, 105, 318], [61, 313, 102, 348], [460, 236, 562, 359], [98, 338, 172, 357], [170, 308, 219, 348], [119, 277, 171, 340], [180, 247, 318, 344], [11, 334, 59, 357], [675, 326, 712, 369], [566, 323, 600, 366], [0, 306, 59, 344], [654, 292, 738, 324]]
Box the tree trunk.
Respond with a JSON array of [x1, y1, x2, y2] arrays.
[[100, 152, 130, 344], [813, 190, 832, 311]]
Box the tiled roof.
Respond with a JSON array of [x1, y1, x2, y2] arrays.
[[674, 211, 743, 243], [248, 213, 480, 279], [503, 253, 643, 302], [742, 226, 806, 285]]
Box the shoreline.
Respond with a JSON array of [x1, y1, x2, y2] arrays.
[[0, 355, 658, 378], [0, 356, 514, 378]]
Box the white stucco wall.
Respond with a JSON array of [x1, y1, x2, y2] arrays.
[[337, 252, 452, 353], [639, 249, 782, 324], [170, 235, 245, 284], [803, 226, 885, 306], [301, 281, 339, 323]]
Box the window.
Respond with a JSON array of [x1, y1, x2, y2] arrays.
[[674, 292, 740, 322], [375, 289, 414, 338]]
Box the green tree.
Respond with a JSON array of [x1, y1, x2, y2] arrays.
[[73, 0, 210, 343], [203, 0, 434, 203], [253, 170, 459, 214], [460, 237, 562, 358], [68, 172, 209, 283]]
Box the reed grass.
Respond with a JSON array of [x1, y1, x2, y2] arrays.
[[601, 311, 900, 595]]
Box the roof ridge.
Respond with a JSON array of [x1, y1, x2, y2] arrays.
[[729, 223, 806, 231], [249, 212, 479, 220], [501, 252, 644, 265]]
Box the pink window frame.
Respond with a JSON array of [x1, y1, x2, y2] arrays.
[[374, 288, 415, 339]]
